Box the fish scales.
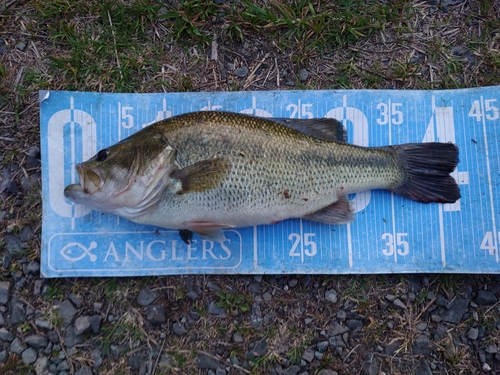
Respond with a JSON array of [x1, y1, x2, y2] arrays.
[[150, 112, 400, 226]]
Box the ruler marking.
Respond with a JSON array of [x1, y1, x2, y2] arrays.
[[480, 96, 499, 262]]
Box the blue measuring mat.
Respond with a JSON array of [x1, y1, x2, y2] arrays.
[[39, 88, 500, 277]]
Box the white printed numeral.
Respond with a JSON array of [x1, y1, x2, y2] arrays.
[[382, 232, 409, 256], [121, 106, 134, 128], [469, 99, 499, 121], [286, 103, 313, 118], [376, 102, 403, 125], [480, 231, 499, 255], [288, 233, 317, 257]]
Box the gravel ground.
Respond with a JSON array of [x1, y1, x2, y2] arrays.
[[1, 0, 500, 374]]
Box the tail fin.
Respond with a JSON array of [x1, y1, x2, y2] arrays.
[[389, 143, 460, 203]]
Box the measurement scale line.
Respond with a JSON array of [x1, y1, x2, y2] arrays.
[[387, 98, 398, 263], [480, 96, 499, 262], [253, 225, 258, 269]]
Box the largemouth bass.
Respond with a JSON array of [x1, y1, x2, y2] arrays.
[[64, 111, 460, 242]]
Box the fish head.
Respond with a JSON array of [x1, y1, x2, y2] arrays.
[[64, 130, 176, 215]]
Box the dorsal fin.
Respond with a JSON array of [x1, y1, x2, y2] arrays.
[[270, 118, 347, 142]]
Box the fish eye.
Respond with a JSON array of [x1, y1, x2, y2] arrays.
[[96, 149, 109, 161]]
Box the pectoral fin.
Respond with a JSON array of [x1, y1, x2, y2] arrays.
[[182, 221, 235, 243], [302, 197, 354, 224], [172, 158, 230, 194]]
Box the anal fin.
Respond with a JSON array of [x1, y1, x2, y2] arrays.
[[302, 197, 354, 224]]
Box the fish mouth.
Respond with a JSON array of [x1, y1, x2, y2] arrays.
[[76, 164, 103, 195]]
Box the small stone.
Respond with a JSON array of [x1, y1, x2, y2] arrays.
[[325, 289, 337, 303], [299, 68, 309, 82], [247, 339, 267, 359], [137, 287, 159, 306], [441, 297, 470, 323], [476, 290, 498, 305], [186, 290, 199, 300], [385, 294, 396, 302], [197, 353, 221, 370], [75, 365, 93, 375], [248, 281, 261, 294], [317, 341, 329, 353], [15, 41, 26, 51], [128, 351, 143, 370], [191, 311, 201, 321], [346, 319, 363, 330], [319, 371, 338, 375], [288, 278, 299, 288], [208, 301, 226, 317], [207, 282, 221, 292], [431, 314, 441, 322], [64, 326, 81, 348], [329, 321, 349, 336], [0, 281, 10, 305], [74, 315, 91, 335], [285, 79, 295, 86], [146, 305, 166, 325], [57, 360, 70, 371], [33, 280, 43, 296], [302, 349, 315, 362], [8, 300, 26, 325], [172, 322, 186, 335], [482, 363, 491, 372], [234, 67, 249, 77], [4, 234, 22, 254], [0, 327, 13, 341], [57, 300, 78, 326], [467, 327, 479, 340], [393, 298, 406, 309], [0, 45, 6, 55], [363, 353, 379, 375], [68, 294, 82, 309], [35, 319, 51, 330], [251, 304, 263, 330], [233, 332, 243, 343], [19, 227, 35, 242], [11, 337, 26, 354], [22, 347, 37, 365], [378, 299, 389, 310], [94, 302, 103, 313], [90, 315, 102, 333], [25, 334, 48, 349], [0, 350, 8, 363], [91, 348, 103, 368], [412, 334, 431, 356], [34, 356, 49, 375], [415, 359, 432, 375], [436, 294, 447, 307], [284, 365, 300, 375], [485, 344, 498, 354], [416, 322, 428, 331]]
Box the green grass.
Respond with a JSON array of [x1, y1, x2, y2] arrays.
[[216, 290, 251, 316], [33, 0, 164, 91]]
